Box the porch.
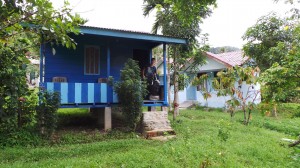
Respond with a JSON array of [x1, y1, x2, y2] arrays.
[[41, 82, 166, 108]]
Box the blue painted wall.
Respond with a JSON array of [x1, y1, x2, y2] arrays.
[[44, 34, 152, 83]]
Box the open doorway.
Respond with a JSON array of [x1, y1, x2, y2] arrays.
[[133, 49, 150, 76]]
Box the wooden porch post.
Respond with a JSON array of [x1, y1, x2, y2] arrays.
[[163, 43, 167, 104], [39, 41, 44, 84], [107, 46, 111, 102]]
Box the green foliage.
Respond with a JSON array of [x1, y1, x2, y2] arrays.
[[0, 90, 40, 147], [192, 73, 212, 106], [217, 119, 231, 142], [0, 88, 38, 135], [113, 59, 147, 131], [1, 109, 299, 167], [36, 91, 60, 137], [0, 46, 28, 133], [243, 10, 300, 103], [143, 0, 215, 119], [260, 43, 300, 103], [0, 0, 86, 49], [178, 73, 189, 91], [0, 0, 85, 146], [17, 90, 38, 128], [212, 66, 260, 125], [243, 13, 293, 71], [0, 128, 43, 148], [258, 102, 300, 118]]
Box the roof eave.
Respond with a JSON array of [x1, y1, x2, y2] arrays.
[[79, 26, 187, 45]]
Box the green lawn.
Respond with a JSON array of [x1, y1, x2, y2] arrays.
[[1, 109, 299, 167]]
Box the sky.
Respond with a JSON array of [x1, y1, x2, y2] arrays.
[[52, 0, 298, 48]]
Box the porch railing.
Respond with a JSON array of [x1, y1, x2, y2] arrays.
[[41, 82, 108, 104], [40, 82, 167, 107]]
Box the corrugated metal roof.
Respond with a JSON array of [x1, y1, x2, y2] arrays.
[[206, 51, 248, 67], [79, 25, 187, 44], [81, 25, 159, 36]]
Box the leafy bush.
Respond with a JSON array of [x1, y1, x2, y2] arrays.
[[17, 90, 39, 128], [36, 91, 60, 137], [0, 128, 43, 147], [0, 90, 40, 147], [258, 103, 300, 118], [113, 59, 147, 131], [0, 45, 29, 135]]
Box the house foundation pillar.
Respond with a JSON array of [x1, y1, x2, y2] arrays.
[[90, 107, 111, 130], [104, 107, 112, 130]]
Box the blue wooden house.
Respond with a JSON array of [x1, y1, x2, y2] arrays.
[[39, 26, 186, 129]]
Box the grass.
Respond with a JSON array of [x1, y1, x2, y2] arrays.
[[0, 108, 299, 167]]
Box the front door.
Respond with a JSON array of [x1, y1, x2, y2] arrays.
[[186, 84, 197, 100], [133, 49, 150, 77]]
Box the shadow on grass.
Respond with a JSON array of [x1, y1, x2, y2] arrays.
[[57, 108, 97, 129], [53, 108, 135, 145]]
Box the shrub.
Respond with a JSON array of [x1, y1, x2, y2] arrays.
[[0, 90, 39, 147], [0, 128, 43, 147], [113, 59, 147, 131], [17, 90, 39, 128], [0, 43, 29, 135], [258, 103, 300, 118], [36, 91, 60, 137]]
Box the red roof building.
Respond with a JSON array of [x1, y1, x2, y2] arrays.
[[206, 51, 249, 67]]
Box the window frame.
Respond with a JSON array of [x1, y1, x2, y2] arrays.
[[84, 45, 100, 75]]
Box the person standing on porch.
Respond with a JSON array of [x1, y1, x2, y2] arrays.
[[143, 58, 157, 82], [143, 58, 160, 100]]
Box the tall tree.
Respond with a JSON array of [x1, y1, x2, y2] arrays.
[[143, 0, 216, 120], [243, 1, 300, 114], [0, 0, 85, 133], [243, 13, 294, 71]]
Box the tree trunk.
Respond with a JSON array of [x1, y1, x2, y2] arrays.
[[272, 104, 278, 118], [246, 109, 252, 125], [167, 56, 172, 112], [168, 73, 172, 111], [18, 109, 21, 128], [243, 105, 247, 125], [173, 72, 179, 120], [17, 101, 22, 128], [173, 47, 179, 120]]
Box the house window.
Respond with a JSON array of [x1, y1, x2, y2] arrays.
[[196, 73, 208, 91], [84, 46, 100, 75]]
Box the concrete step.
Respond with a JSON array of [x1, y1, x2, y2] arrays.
[[149, 135, 176, 141], [144, 129, 176, 139], [142, 111, 176, 140]]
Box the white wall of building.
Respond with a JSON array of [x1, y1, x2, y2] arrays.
[[162, 53, 261, 108]]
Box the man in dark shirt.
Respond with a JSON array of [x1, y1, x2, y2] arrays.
[[143, 58, 160, 99], [143, 58, 157, 83]]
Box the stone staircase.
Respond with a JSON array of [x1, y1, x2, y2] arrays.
[[143, 111, 176, 140]]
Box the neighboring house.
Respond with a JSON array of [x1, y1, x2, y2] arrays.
[[167, 51, 261, 108], [39, 26, 187, 129], [27, 58, 39, 88]]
